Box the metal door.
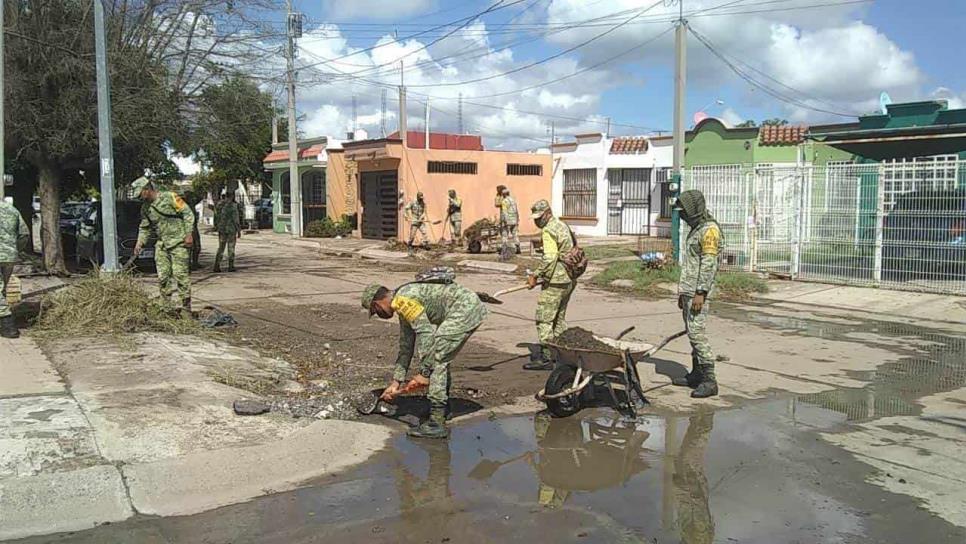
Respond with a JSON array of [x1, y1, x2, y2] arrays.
[[607, 168, 652, 235], [361, 170, 398, 240]]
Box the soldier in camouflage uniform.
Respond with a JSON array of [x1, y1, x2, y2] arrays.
[[496, 187, 520, 253], [446, 189, 462, 245], [362, 279, 487, 439], [213, 193, 241, 273], [673, 190, 723, 398], [524, 199, 577, 371], [0, 200, 30, 338], [132, 177, 196, 313], [405, 192, 429, 249]]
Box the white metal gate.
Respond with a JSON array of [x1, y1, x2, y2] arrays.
[[607, 168, 652, 235], [682, 159, 966, 295]]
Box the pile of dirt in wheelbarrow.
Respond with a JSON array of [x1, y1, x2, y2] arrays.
[[554, 327, 620, 354], [464, 217, 497, 239]]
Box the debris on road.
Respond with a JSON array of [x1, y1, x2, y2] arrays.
[[36, 273, 199, 337], [233, 399, 270, 416]]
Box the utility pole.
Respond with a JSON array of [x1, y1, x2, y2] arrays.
[[457, 92, 464, 134], [286, 0, 302, 237], [351, 94, 357, 133], [93, 0, 119, 272], [424, 99, 430, 149], [380, 88, 388, 137], [671, 0, 687, 261], [398, 61, 407, 147]]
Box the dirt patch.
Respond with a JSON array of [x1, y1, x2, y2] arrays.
[[555, 327, 621, 354], [216, 301, 548, 419]]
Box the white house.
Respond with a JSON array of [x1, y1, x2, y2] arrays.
[[549, 133, 673, 237]]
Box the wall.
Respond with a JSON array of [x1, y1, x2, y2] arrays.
[[396, 146, 552, 242], [684, 119, 756, 167]]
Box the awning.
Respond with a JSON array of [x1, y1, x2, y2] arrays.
[[809, 123, 966, 160]]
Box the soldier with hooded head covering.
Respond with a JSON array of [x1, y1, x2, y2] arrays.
[[672, 190, 723, 398]]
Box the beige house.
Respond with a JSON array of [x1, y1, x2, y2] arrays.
[[327, 131, 552, 242]]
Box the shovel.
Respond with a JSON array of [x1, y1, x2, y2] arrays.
[[468, 452, 532, 480], [476, 284, 529, 305]]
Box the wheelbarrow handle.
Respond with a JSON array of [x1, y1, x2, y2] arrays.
[[642, 330, 688, 357]]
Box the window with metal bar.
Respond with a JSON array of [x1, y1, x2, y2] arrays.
[[507, 163, 543, 176], [563, 168, 597, 219], [657, 168, 671, 218], [428, 161, 478, 175], [280, 172, 292, 215]]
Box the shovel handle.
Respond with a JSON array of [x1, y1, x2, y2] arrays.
[[493, 284, 530, 298]]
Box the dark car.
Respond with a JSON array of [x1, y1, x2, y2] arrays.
[[882, 189, 966, 282], [59, 201, 94, 257], [254, 198, 273, 228], [75, 201, 157, 268]]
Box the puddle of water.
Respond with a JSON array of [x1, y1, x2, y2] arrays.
[[25, 403, 964, 544]]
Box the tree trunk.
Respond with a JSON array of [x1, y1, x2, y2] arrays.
[[11, 171, 37, 254], [37, 160, 68, 275]]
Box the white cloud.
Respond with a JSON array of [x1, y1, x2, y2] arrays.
[[324, 0, 436, 21], [931, 87, 966, 110], [718, 107, 744, 128]]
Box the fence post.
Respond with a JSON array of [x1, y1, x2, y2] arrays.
[[791, 167, 806, 278], [749, 170, 758, 272], [873, 166, 886, 285]]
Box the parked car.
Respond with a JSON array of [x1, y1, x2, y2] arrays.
[[882, 189, 966, 282], [75, 201, 157, 268], [254, 197, 273, 228], [59, 201, 94, 257]]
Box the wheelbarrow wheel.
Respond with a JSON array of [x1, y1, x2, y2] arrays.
[[468, 239, 483, 254], [544, 365, 581, 418]]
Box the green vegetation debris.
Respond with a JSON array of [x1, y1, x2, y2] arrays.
[[582, 244, 637, 261], [304, 216, 353, 238], [36, 273, 200, 337], [591, 261, 768, 300]]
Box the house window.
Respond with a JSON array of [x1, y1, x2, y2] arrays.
[[657, 168, 672, 218], [562, 168, 597, 219], [428, 161, 477, 175], [280, 172, 292, 215], [507, 163, 542, 176]]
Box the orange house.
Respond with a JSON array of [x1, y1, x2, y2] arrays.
[[327, 131, 552, 242]]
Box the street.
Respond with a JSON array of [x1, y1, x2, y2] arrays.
[[2, 232, 964, 543]]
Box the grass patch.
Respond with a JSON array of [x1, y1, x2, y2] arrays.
[[591, 261, 768, 300], [583, 244, 638, 260], [35, 272, 200, 338]]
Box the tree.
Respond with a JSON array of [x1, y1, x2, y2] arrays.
[[190, 76, 276, 189], [2, 0, 281, 273], [735, 120, 757, 128], [761, 118, 789, 126]]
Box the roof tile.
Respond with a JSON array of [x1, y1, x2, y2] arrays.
[[758, 124, 809, 146], [609, 136, 649, 154]]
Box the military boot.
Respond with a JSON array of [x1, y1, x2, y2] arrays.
[[407, 404, 449, 439], [671, 357, 702, 388], [0, 315, 20, 339], [523, 346, 554, 371], [227, 260, 235, 272], [691, 366, 718, 399], [213, 263, 222, 273]]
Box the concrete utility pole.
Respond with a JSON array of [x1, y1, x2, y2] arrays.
[[671, 1, 687, 260], [398, 61, 407, 147], [286, 0, 302, 237], [94, 0, 119, 272], [424, 99, 430, 149]]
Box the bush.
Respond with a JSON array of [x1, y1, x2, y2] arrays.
[[304, 216, 353, 238]]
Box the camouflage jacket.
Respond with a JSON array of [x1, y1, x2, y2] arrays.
[[0, 202, 30, 264], [535, 216, 575, 285], [447, 196, 462, 220], [679, 221, 723, 298], [214, 200, 241, 235], [499, 195, 519, 225], [406, 200, 427, 224], [391, 282, 487, 381], [137, 191, 196, 250]]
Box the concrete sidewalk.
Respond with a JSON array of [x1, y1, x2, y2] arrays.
[[0, 335, 391, 541]]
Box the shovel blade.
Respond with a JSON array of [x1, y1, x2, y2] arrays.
[[476, 292, 504, 305]]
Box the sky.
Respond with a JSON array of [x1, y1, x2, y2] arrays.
[[262, 0, 966, 150]]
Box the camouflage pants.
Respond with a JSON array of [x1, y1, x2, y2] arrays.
[[682, 296, 715, 379], [0, 264, 12, 318], [422, 328, 477, 406], [215, 233, 237, 268], [156, 245, 191, 307], [673, 412, 715, 543], [536, 282, 575, 362], [409, 222, 429, 245], [449, 215, 462, 240], [500, 223, 519, 247]]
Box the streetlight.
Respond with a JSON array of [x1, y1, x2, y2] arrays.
[[697, 98, 725, 113]]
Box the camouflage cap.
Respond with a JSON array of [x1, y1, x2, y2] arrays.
[[361, 284, 385, 315], [130, 176, 153, 195], [530, 199, 551, 218]]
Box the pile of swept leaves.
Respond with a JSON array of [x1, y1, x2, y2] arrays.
[[36, 273, 200, 337]]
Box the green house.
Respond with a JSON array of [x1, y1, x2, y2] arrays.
[[262, 136, 329, 235]]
